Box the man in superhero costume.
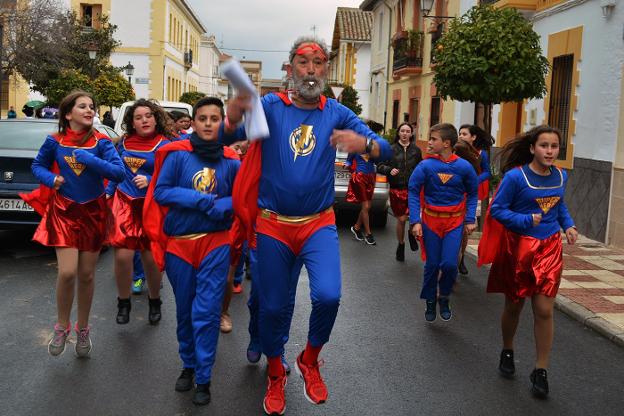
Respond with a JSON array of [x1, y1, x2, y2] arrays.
[[222, 37, 391, 415]]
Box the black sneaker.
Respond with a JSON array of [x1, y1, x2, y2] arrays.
[[425, 300, 436, 322], [116, 298, 131, 325], [350, 226, 364, 241], [148, 297, 162, 325], [408, 233, 419, 251], [175, 368, 195, 392], [458, 256, 468, 275], [192, 382, 211, 406], [395, 243, 405, 261], [364, 234, 376, 245], [530, 368, 549, 399], [498, 349, 515, 377], [438, 297, 452, 321]]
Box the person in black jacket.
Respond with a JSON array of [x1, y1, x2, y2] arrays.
[[377, 122, 423, 261]]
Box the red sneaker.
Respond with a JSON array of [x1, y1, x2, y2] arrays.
[[263, 375, 287, 415], [233, 283, 243, 294], [295, 351, 328, 404]]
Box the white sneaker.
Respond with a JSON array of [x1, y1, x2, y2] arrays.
[[48, 323, 70, 356], [74, 324, 92, 358]]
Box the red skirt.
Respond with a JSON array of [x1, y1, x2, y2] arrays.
[[346, 172, 375, 203], [389, 188, 409, 217], [108, 190, 149, 250], [487, 231, 563, 302], [478, 180, 490, 201], [33, 193, 107, 252]]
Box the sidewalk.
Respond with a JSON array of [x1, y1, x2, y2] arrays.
[[465, 233, 624, 348]]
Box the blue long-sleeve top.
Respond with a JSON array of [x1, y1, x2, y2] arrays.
[[153, 149, 240, 236], [218, 93, 392, 216], [32, 134, 124, 203], [478, 149, 491, 184], [490, 165, 575, 239], [345, 153, 375, 174], [106, 136, 169, 198], [408, 155, 479, 224]]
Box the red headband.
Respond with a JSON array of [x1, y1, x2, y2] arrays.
[[295, 43, 328, 61]]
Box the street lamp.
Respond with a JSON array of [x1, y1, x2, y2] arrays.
[[124, 61, 134, 84], [420, 0, 454, 19]]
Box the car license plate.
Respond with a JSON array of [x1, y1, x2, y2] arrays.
[[335, 171, 351, 181], [0, 198, 34, 212]]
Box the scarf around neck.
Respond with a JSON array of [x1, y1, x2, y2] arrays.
[[190, 132, 223, 163]]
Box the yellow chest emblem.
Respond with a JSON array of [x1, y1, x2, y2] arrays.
[[124, 157, 147, 174], [193, 168, 217, 194], [63, 156, 86, 176], [289, 124, 316, 161], [437, 173, 454, 184], [535, 196, 560, 214]]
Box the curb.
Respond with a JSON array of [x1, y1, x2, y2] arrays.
[[464, 245, 624, 348]]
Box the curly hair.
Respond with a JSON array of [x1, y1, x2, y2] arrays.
[[122, 99, 173, 137]]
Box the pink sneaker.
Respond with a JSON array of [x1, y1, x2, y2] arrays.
[[48, 322, 70, 356], [74, 324, 92, 358]]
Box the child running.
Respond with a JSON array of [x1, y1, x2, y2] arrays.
[[144, 97, 240, 406], [408, 123, 478, 322], [479, 125, 577, 398], [23, 90, 124, 357]]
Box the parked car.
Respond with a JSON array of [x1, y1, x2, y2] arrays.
[[113, 100, 193, 135], [333, 150, 389, 227], [0, 119, 120, 229]]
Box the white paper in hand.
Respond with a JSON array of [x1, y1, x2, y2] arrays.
[[220, 59, 270, 140]]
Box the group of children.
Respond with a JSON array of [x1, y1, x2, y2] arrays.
[[345, 120, 577, 400], [25, 85, 576, 413]]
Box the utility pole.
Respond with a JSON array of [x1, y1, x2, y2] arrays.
[[310, 25, 317, 38]]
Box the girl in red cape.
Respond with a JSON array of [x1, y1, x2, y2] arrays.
[[24, 90, 124, 358], [479, 125, 577, 399]]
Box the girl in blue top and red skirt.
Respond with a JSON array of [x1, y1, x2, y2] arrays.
[[479, 125, 578, 399], [24, 90, 124, 358], [107, 99, 171, 326]]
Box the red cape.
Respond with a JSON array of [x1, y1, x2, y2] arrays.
[[19, 131, 110, 216], [143, 140, 239, 271]]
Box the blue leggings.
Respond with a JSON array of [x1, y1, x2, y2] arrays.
[[165, 245, 229, 384], [132, 250, 144, 281], [421, 223, 463, 300], [257, 226, 341, 358], [233, 241, 247, 285]]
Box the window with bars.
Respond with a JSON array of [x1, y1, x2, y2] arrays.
[[548, 54, 573, 160], [430, 96, 441, 127]]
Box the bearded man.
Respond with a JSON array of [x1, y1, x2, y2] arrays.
[[223, 37, 391, 416]]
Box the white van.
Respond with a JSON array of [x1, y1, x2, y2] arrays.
[[113, 100, 193, 135]]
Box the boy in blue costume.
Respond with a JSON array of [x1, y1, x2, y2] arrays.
[[408, 123, 478, 322], [144, 97, 240, 406]]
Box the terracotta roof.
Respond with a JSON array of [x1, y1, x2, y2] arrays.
[[335, 7, 372, 42]]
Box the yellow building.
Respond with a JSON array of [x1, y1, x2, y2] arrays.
[[1, 0, 30, 119], [67, 0, 205, 101]]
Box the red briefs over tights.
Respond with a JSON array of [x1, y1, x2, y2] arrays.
[[166, 230, 230, 269], [487, 231, 563, 302], [255, 207, 335, 255], [346, 172, 375, 203]]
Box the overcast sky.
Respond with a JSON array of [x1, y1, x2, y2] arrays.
[[187, 0, 363, 79]]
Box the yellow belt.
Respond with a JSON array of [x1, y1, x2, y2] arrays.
[[260, 207, 333, 224], [423, 208, 464, 218], [171, 233, 209, 240]]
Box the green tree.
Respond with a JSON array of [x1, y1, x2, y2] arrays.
[[432, 5, 549, 132], [92, 67, 135, 110], [44, 69, 93, 106], [339, 85, 362, 116], [179, 91, 207, 105]]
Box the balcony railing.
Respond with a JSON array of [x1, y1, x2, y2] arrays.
[[392, 33, 424, 74], [393, 55, 423, 72]]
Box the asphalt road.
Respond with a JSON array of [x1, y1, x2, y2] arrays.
[[1, 215, 623, 416]]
